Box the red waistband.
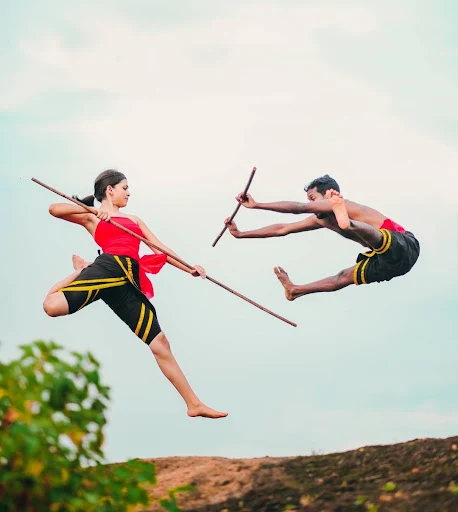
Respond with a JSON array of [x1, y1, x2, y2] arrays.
[[380, 218, 405, 233]]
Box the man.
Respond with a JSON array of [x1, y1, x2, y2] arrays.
[[225, 174, 420, 300]]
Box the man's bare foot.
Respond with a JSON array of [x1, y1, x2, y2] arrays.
[[274, 266, 296, 301], [187, 403, 228, 419], [326, 189, 350, 230], [72, 254, 92, 272]]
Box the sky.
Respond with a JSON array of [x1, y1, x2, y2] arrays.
[[1, 1, 457, 463]]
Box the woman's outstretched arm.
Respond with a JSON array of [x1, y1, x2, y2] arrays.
[[135, 216, 204, 277]]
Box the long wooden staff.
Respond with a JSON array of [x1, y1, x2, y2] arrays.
[[212, 166, 256, 247], [32, 177, 297, 328]]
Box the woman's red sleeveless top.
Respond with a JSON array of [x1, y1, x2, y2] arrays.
[[94, 217, 167, 299]]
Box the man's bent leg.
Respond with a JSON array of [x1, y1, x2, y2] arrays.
[[274, 266, 355, 301], [326, 190, 384, 248], [347, 219, 384, 249]]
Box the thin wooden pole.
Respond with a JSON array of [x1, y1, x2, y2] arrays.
[[212, 166, 256, 247], [32, 177, 297, 327]]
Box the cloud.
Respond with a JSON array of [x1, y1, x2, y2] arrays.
[[2, 4, 378, 108], [11, 1, 455, 241]]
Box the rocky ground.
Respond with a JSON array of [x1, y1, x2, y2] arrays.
[[124, 435, 458, 511]]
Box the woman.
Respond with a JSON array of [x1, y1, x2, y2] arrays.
[[43, 169, 227, 419]]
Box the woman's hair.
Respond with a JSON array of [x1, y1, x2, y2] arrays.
[[75, 169, 127, 206]]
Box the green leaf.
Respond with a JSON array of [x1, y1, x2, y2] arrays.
[[169, 485, 195, 494], [87, 371, 100, 386], [365, 503, 380, 512], [113, 466, 132, 480], [382, 481, 396, 492], [126, 486, 145, 503], [158, 499, 181, 512], [448, 481, 458, 494]]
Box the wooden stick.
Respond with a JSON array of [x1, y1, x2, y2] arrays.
[[212, 166, 256, 247], [32, 177, 297, 327]]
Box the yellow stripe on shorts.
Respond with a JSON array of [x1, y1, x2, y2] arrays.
[[142, 310, 154, 342], [135, 303, 146, 336]]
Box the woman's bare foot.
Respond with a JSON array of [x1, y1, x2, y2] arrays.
[[326, 189, 350, 230], [72, 254, 92, 272], [274, 266, 297, 301], [187, 403, 228, 419]]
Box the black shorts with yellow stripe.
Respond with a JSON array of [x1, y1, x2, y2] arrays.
[[60, 253, 161, 345], [354, 229, 420, 285]]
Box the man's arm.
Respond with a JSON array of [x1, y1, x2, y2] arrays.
[[237, 193, 367, 219], [237, 193, 335, 215], [226, 215, 322, 239]]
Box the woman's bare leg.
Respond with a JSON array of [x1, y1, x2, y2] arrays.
[[45, 255, 227, 418], [43, 255, 91, 317], [149, 332, 228, 419], [71, 254, 92, 271]]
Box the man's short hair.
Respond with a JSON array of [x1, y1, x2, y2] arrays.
[[305, 174, 340, 195]]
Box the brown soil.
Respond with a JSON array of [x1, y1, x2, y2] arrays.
[[126, 435, 458, 511]]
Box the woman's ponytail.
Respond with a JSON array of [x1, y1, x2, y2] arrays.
[[73, 194, 95, 207]]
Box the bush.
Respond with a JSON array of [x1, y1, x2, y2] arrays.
[[0, 340, 156, 512]]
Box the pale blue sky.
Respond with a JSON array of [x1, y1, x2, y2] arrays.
[[1, 1, 457, 463]]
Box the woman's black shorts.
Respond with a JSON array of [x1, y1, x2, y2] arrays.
[[60, 253, 161, 344]]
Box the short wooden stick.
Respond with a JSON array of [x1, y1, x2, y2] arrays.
[[212, 166, 256, 247]]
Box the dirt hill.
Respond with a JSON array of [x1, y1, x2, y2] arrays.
[[127, 435, 458, 511]]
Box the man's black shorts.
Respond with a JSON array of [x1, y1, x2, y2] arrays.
[[60, 253, 161, 344], [353, 229, 420, 285]]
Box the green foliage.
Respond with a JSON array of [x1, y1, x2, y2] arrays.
[[365, 503, 380, 512], [354, 495, 380, 511], [382, 481, 396, 492], [355, 495, 369, 505], [0, 341, 156, 512], [158, 485, 195, 511], [448, 481, 458, 494]]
